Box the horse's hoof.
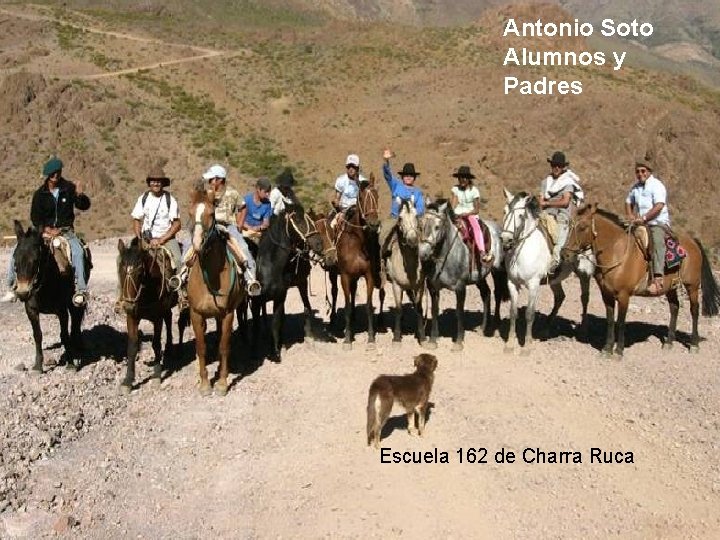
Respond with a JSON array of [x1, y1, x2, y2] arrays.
[[503, 346, 514, 355], [150, 377, 161, 388], [215, 384, 228, 397], [520, 347, 532, 357], [342, 342, 353, 351], [65, 361, 78, 371], [30, 367, 43, 377], [662, 342, 674, 351], [366, 342, 376, 352], [424, 341, 438, 350], [391, 339, 402, 349], [118, 384, 132, 396], [598, 349, 613, 359], [689, 345, 700, 354], [451, 342, 463, 352], [199, 384, 212, 397]]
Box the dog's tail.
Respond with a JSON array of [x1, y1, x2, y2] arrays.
[[366, 390, 381, 446]]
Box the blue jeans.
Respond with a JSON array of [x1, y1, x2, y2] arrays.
[[6, 245, 16, 288], [228, 225, 257, 283], [63, 230, 88, 291]]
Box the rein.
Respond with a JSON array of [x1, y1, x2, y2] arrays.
[[565, 214, 633, 273]]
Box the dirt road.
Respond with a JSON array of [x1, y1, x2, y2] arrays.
[[0, 242, 719, 538]]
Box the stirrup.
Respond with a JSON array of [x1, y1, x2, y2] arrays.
[[247, 280, 262, 297], [647, 278, 664, 295], [72, 291, 88, 307], [168, 274, 183, 292]]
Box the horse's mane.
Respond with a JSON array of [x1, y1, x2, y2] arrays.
[[594, 207, 628, 228]]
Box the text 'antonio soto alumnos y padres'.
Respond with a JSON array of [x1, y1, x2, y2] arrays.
[[502, 18, 654, 95]]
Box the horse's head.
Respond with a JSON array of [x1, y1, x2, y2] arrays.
[[117, 238, 147, 312], [190, 185, 219, 254], [501, 188, 539, 249], [358, 173, 380, 231], [396, 197, 419, 248], [308, 209, 337, 267], [562, 203, 596, 258], [419, 200, 449, 261], [283, 198, 324, 260], [12, 220, 47, 301]]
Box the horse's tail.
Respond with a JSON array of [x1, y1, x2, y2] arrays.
[[491, 266, 510, 303], [695, 238, 720, 317]]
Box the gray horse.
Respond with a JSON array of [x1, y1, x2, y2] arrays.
[[419, 202, 509, 350], [384, 199, 426, 344]]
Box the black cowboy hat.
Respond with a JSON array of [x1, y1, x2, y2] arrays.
[[547, 151, 569, 167], [146, 165, 171, 187], [397, 163, 420, 177], [452, 165, 475, 179], [275, 168, 296, 188]]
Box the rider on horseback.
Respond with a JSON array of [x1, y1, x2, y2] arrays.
[[540, 151, 584, 274], [330, 153, 368, 230], [625, 157, 669, 295], [378, 147, 426, 259], [451, 165, 492, 264], [270, 168, 296, 216], [2, 158, 91, 306]]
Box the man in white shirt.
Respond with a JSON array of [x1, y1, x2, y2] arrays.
[[625, 158, 670, 295], [331, 153, 367, 229], [540, 151, 584, 273], [129, 166, 182, 287]]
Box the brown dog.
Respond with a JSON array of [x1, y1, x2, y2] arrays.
[[366, 353, 438, 448]]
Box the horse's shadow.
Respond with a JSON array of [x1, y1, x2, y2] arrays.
[[379, 402, 435, 441]]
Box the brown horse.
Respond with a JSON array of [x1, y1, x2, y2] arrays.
[[319, 174, 385, 349], [117, 238, 176, 393], [562, 204, 720, 356], [187, 187, 245, 395]]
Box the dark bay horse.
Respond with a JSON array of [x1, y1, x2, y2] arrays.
[[12, 220, 90, 372], [187, 188, 245, 396], [116, 238, 177, 393], [562, 204, 720, 356], [252, 194, 325, 361], [320, 175, 385, 349], [419, 201, 509, 350]]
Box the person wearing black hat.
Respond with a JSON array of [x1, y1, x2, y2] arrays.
[[378, 147, 426, 256], [451, 165, 491, 263], [9, 157, 92, 306], [540, 151, 584, 274], [625, 157, 670, 295]]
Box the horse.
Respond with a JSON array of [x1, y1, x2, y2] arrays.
[[187, 187, 246, 396], [500, 189, 596, 353], [419, 201, 509, 350], [562, 203, 720, 356], [12, 220, 90, 372], [252, 193, 326, 361], [320, 174, 386, 349], [384, 198, 426, 344], [116, 237, 177, 393]]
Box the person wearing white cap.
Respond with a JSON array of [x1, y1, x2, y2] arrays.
[[330, 153, 367, 229], [173, 164, 261, 297]]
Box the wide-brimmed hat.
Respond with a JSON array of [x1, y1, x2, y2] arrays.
[[202, 164, 227, 181], [43, 157, 63, 178], [635, 156, 653, 171], [146, 165, 170, 187], [275, 168, 295, 188], [547, 151, 569, 167], [452, 165, 475, 179], [397, 163, 420, 177]]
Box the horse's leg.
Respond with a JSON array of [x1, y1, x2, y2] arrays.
[[271, 295, 287, 361], [298, 277, 314, 341], [378, 285, 386, 330], [664, 287, 679, 350], [523, 280, 541, 355], [427, 285, 440, 350], [453, 286, 466, 351], [504, 281, 519, 354], [121, 314, 139, 393], [191, 311, 211, 396], [578, 272, 591, 339], [687, 284, 700, 353], [477, 279, 491, 335], [58, 308, 71, 366], [250, 297, 261, 352], [365, 271, 375, 348], [392, 283, 403, 344], [614, 291, 630, 357], [339, 272, 353, 348], [177, 308, 189, 349], [151, 317, 163, 384], [163, 309, 173, 370], [350, 278, 358, 329], [330, 268, 339, 327], [25, 304, 44, 373], [215, 311, 234, 396], [600, 289, 616, 358], [415, 284, 426, 344], [546, 281, 565, 337], [69, 305, 85, 370]]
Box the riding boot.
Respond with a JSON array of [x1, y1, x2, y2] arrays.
[[227, 238, 261, 296]]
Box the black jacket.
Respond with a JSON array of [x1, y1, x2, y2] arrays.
[[30, 177, 91, 229]]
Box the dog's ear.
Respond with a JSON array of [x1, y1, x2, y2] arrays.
[[414, 355, 421, 368]]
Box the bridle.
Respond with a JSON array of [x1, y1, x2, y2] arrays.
[[396, 200, 420, 247], [564, 212, 634, 272], [118, 258, 145, 308], [502, 198, 537, 249]]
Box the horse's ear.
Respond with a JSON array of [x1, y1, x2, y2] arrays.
[[205, 189, 215, 205], [308, 208, 316, 220], [503, 187, 513, 203], [527, 196, 540, 215], [13, 220, 24, 240], [368, 172, 375, 187], [410, 194, 415, 205], [118, 238, 125, 253]]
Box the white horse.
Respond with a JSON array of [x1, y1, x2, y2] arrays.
[[500, 189, 595, 353]]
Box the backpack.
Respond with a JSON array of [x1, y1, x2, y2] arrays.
[[141, 190, 171, 210]]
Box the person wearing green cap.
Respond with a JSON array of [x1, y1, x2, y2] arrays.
[[3, 157, 91, 305]]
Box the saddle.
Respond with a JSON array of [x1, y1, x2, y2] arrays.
[[632, 225, 686, 271], [46, 234, 93, 275], [455, 215, 492, 273], [538, 213, 558, 249]]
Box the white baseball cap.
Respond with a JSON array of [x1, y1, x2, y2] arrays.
[[345, 154, 360, 168], [202, 164, 227, 180]]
